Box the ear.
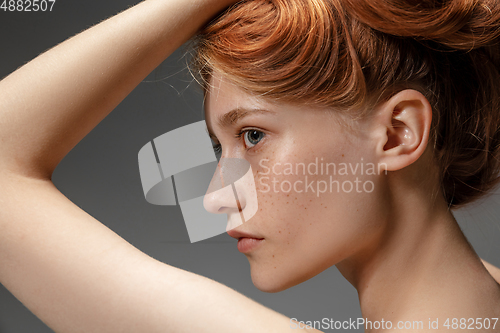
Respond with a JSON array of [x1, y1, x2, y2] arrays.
[[373, 89, 432, 171]]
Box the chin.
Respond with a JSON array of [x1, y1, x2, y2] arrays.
[[251, 276, 289, 293], [249, 264, 305, 293]]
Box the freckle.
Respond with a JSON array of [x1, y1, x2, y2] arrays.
[[287, 194, 289, 197], [325, 206, 327, 208], [279, 230, 281, 233], [309, 223, 312, 225], [272, 255, 275, 258], [288, 232, 290, 234], [310, 199, 312, 202], [320, 203, 322, 205], [342, 154, 344, 157], [304, 207, 307, 209], [274, 267, 276, 269], [286, 202, 289, 204]]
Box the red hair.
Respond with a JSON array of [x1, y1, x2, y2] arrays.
[[191, 0, 500, 208]]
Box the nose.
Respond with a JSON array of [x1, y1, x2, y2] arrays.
[[203, 158, 258, 230], [203, 158, 246, 214]]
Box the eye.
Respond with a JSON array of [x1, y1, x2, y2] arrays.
[[212, 143, 222, 153], [242, 129, 265, 149], [212, 142, 222, 160]]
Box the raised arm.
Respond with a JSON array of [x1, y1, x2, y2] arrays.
[[0, 1, 320, 332], [0, 0, 227, 180]]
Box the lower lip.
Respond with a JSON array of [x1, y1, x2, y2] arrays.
[[237, 238, 264, 253]]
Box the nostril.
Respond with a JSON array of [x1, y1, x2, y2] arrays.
[[217, 206, 228, 213]]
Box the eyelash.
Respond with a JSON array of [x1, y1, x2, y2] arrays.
[[212, 128, 265, 154]]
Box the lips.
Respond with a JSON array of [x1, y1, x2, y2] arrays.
[[237, 237, 264, 253], [227, 229, 262, 240], [227, 229, 264, 253]]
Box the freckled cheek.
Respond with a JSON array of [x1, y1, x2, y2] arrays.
[[250, 165, 315, 242]]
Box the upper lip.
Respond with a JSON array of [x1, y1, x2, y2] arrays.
[[227, 229, 263, 240]]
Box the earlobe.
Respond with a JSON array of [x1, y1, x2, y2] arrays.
[[376, 90, 432, 171]]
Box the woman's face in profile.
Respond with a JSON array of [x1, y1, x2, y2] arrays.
[[204, 73, 390, 292]]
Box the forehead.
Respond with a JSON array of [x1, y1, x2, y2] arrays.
[[204, 73, 267, 119], [203, 72, 355, 139]]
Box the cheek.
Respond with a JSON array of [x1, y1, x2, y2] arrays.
[[248, 145, 353, 253], [244, 138, 384, 282], [246, 150, 316, 257], [251, 160, 305, 237]]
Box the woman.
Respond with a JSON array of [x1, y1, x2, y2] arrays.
[[0, 0, 499, 332]]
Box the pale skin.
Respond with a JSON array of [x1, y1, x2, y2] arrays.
[[0, 1, 499, 333], [205, 75, 500, 330]]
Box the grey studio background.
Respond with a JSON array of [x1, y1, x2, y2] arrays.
[[0, 1, 499, 332]]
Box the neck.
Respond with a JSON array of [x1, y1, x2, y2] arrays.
[[336, 181, 500, 329]]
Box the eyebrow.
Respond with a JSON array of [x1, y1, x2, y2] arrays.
[[206, 108, 276, 140]]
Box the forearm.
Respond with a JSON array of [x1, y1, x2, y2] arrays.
[[0, 0, 234, 180]]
